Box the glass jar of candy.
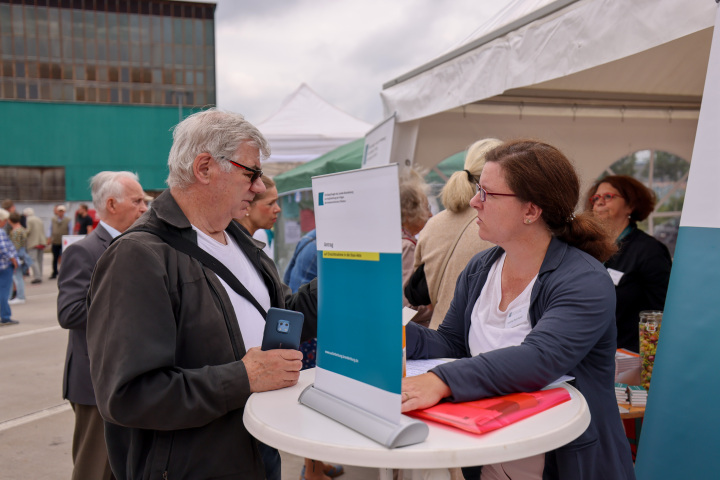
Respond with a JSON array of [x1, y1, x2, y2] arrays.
[[639, 310, 663, 391]]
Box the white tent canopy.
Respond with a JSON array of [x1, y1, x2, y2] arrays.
[[258, 83, 373, 163], [381, 0, 717, 187]]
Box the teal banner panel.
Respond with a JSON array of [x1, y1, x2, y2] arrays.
[[635, 226, 720, 478], [316, 251, 403, 394]]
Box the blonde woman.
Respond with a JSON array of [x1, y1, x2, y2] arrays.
[[412, 138, 502, 329]]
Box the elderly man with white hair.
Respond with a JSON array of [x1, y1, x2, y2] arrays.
[[86, 109, 318, 480], [57, 171, 147, 480]]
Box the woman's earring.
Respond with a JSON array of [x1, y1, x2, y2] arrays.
[[524, 218, 532, 224]]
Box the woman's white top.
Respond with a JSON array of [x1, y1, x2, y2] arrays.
[[468, 252, 537, 356]]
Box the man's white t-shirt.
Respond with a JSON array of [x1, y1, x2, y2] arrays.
[[468, 253, 537, 356], [193, 226, 270, 349]]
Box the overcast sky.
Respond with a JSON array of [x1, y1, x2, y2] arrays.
[[206, 0, 514, 126]]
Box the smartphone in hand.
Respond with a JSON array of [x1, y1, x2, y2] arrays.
[[261, 307, 304, 351]]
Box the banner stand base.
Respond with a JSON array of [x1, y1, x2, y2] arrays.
[[298, 384, 429, 449]]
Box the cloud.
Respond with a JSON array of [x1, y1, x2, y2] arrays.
[[212, 0, 512, 125]]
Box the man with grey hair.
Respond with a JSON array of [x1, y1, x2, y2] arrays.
[[86, 109, 317, 479], [58, 171, 147, 480]]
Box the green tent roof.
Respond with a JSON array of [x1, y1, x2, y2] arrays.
[[424, 150, 466, 184], [274, 139, 365, 194], [274, 138, 468, 195]]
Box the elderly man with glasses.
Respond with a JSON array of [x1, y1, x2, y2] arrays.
[[86, 109, 317, 480]]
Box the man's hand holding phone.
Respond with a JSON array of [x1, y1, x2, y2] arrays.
[[242, 347, 303, 392], [243, 308, 306, 392]]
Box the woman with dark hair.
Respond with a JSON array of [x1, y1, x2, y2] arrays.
[[401, 140, 635, 480], [585, 175, 672, 352]]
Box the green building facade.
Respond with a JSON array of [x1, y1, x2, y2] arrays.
[[0, 0, 215, 202], [1, 100, 195, 200]]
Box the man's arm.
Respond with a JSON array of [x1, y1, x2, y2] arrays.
[[57, 242, 95, 330], [88, 237, 301, 431]]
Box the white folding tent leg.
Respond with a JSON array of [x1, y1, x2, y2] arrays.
[[379, 468, 394, 480]]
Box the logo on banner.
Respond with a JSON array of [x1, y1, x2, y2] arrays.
[[318, 192, 324, 206]]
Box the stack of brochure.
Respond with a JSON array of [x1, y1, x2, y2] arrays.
[[615, 383, 629, 403], [615, 349, 640, 381], [628, 385, 648, 406]]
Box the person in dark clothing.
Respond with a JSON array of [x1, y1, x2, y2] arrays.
[[86, 109, 317, 480], [74, 204, 95, 235], [585, 175, 672, 352], [58, 171, 148, 480]]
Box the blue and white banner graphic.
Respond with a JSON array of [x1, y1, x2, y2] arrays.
[[311, 164, 403, 423]]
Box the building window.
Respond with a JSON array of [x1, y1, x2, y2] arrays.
[[0, 167, 66, 201], [0, 0, 216, 107]]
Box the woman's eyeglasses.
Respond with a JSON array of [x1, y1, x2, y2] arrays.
[[217, 155, 263, 183], [589, 193, 622, 205], [475, 184, 517, 202]]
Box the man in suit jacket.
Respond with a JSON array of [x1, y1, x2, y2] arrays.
[[57, 171, 147, 480]]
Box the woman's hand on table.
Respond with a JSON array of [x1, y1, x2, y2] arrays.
[[401, 372, 452, 412]]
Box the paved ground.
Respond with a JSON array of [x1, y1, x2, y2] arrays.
[[0, 253, 378, 480]]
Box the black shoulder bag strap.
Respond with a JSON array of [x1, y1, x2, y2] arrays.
[[126, 227, 267, 318]]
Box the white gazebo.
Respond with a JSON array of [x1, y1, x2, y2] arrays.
[[257, 83, 373, 173]]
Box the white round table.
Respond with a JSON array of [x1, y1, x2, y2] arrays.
[[244, 369, 590, 478]]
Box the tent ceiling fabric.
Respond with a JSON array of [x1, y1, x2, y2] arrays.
[[379, 0, 716, 193], [257, 83, 373, 163], [413, 110, 698, 187], [381, 0, 715, 123]]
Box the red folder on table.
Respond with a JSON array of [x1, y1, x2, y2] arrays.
[[407, 388, 571, 435]]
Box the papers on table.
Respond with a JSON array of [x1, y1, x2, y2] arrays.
[[406, 359, 575, 388], [546, 375, 575, 387], [406, 359, 450, 377]]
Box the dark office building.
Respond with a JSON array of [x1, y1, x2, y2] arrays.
[[0, 0, 216, 202]]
